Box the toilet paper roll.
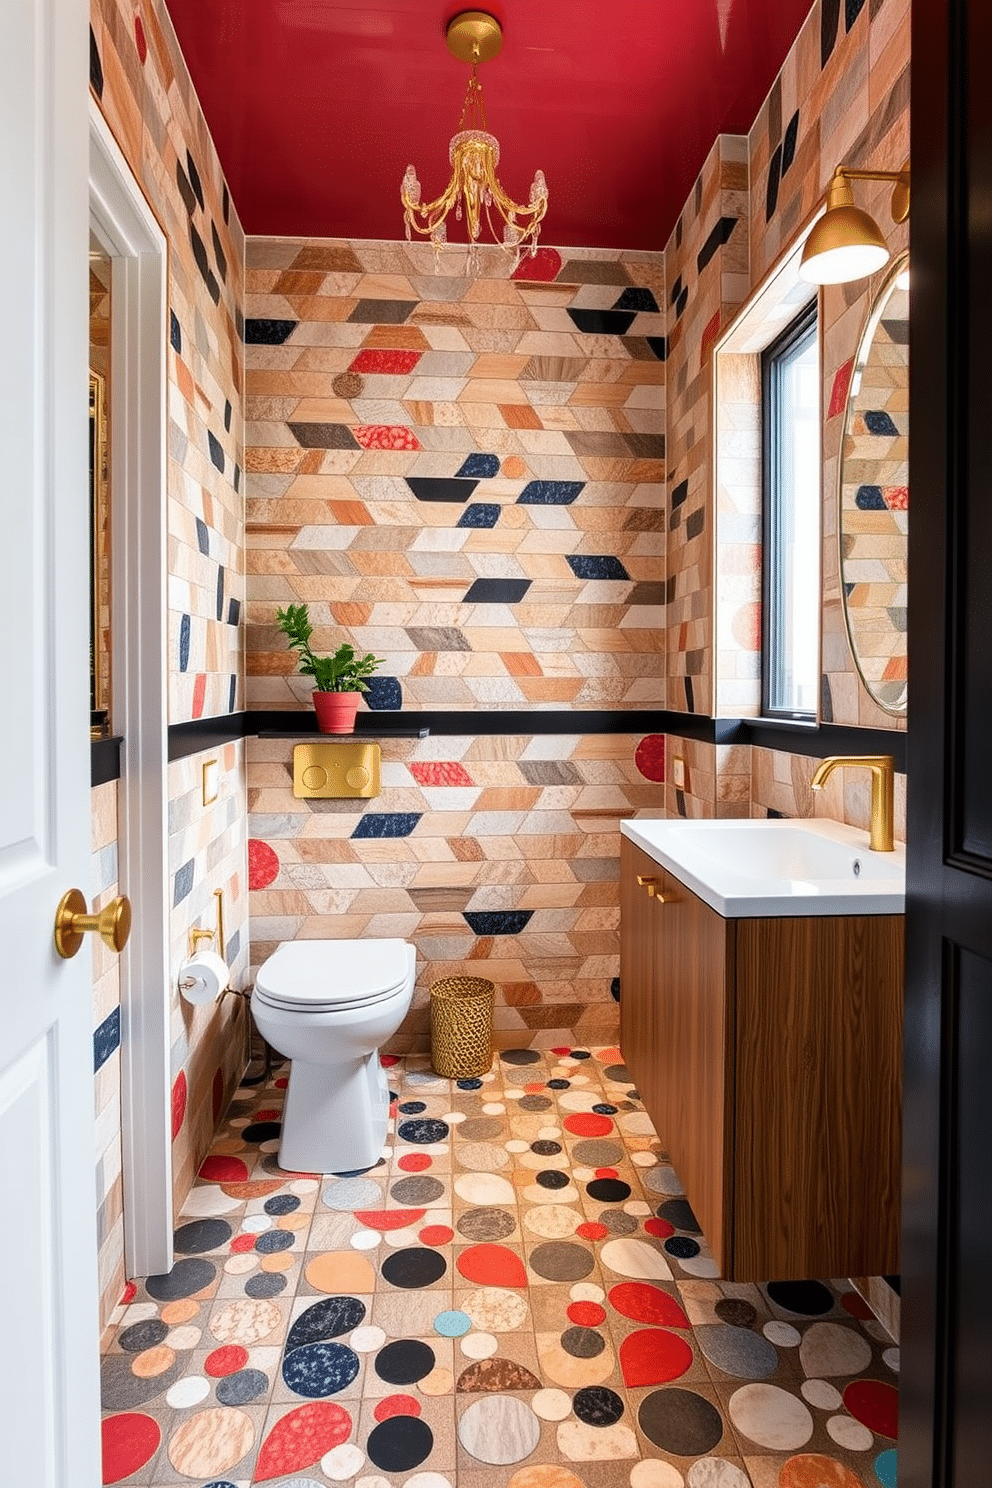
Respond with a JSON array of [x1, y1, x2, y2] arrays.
[[179, 950, 230, 1006]]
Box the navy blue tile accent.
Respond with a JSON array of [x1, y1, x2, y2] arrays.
[[517, 480, 584, 506], [845, 0, 866, 28], [684, 676, 695, 711], [170, 311, 182, 355], [781, 111, 800, 175], [195, 518, 210, 555], [222, 183, 230, 224], [646, 336, 667, 361], [186, 151, 204, 210], [865, 410, 899, 436], [234, 464, 241, 494], [610, 976, 621, 1004], [856, 484, 887, 510], [89, 26, 104, 96], [844, 582, 856, 598], [671, 479, 689, 509], [211, 222, 228, 284], [767, 808, 786, 819], [228, 674, 237, 714], [675, 286, 689, 319], [405, 477, 478, 503], [457, 504, 501, 529], [175, 161, 197, 217], [566, 555, 630, 582], [223, 399, 232, 432], [93, 1007, 120, 1073], [696, 216, 738, 275], [245, 318, 297, 345], [821, 0, 841, 64], [179, 614, 191, 672], [670, 275, 683, 306], [463, 578, 532, 605], [766, 144, 783, 221], [216, 566, 225, 621], [208, 432, 225, 473], [189, 224, 220, 304], [463, 910, 534, 936], [347, 299, 417, 324], [613, 286, 659, 313], [173, 859, 195, 906], [364, 675, 403, 711], [352, 812, 422, 840], [227, 597, 241, 626], [567, 308, 637, 336], [456, 453, 500, 479]]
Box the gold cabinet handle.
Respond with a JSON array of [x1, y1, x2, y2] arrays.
[[636, 874, 664, 899], [54, 889, 132, 959]]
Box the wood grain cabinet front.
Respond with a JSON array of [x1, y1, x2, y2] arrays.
[[620, 835, 903, 1282]]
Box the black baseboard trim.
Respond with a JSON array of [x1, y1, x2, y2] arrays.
[[166, 708, 908, 772]]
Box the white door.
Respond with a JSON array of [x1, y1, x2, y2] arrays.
[[0, 0, 102, 1483]]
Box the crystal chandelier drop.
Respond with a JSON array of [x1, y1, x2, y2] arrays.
[[400, 11, 548, 273]]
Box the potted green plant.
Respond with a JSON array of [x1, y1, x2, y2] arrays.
[[275, 602, 385, 734]]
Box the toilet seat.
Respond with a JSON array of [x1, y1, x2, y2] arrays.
[[253, 938, 412, 1014]]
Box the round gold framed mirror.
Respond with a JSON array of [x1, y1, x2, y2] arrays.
[[838, 251, 909, 715]]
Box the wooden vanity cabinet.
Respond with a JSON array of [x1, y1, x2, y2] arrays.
[[620, 836, 903, 1282]]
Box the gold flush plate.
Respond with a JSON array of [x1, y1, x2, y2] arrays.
[[293, 742, 381, 799]]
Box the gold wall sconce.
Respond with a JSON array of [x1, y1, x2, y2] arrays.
[[799, 160, 909, 285]]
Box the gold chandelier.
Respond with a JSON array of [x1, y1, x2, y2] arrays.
[[400, 11, 548, 272]]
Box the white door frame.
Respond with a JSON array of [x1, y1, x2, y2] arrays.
[[89, 102, 173, 1278]]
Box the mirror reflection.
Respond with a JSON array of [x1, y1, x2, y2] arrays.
[[90, 237, 112, 735], [838, 251, 908, 715]]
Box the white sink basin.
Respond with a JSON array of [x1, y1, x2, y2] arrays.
[[621, 816, 905, 917]]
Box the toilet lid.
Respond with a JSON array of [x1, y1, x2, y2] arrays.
[[254, 938, 412, 1013]]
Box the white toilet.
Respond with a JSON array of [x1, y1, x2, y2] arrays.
[[250, 938, 416, 1174]]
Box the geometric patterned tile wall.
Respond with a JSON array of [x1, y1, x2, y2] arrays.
[[248, 731, 669, 1049], [747, 0, 910, 729], [663, 135, 750, 717], [244, 239, 666, 712], [750, 745, 907, 842], [90, 0, 251, 1233]]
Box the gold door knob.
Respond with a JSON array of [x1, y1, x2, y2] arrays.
[[54, 888, 132, 959]]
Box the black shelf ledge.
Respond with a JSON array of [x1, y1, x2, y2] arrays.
[[91, 735, 123, 787]]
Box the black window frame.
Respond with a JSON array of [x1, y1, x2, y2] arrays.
[[761, 297, 819, 721]]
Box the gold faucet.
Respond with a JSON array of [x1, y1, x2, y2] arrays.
[[809, 755, 895, 852]]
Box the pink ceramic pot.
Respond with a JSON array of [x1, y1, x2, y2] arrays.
[[312, 690, 361, 734]]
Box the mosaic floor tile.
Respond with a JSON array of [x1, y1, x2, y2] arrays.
[[101, 1043, 899, 1486]]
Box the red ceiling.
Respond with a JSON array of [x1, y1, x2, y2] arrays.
[[164, 0, 815, 252]]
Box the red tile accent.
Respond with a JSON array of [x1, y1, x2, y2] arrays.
[[198, 1154, 249, 1183], [884, 485, 908, 510], [568, 1301, 606, 1326], [419, 1224, 455, 1246], [205, 1345, 249, 1376], [254, 1402, 354, 1482], [409, 760, 474, 787], [700, 309, 722, 368], [353, 424, 421, 451], [354, 1208, 427, 1231], [634, 734, 666, 783], [843, 1379, 899, 1439], [512, 247, 563, 281], [191, 672, 206, 719], [456, 1243, 528, 1287], [101, 1412, 160, 1484], [249, 838, 280, 890], [577, 1221, 609, 1240], [348, 348, 422, 375], [828, 356, 855, 418], [564, 1112, 614, 1137], [170, 1070, 187, 1140], [398, 1153, 432, 1171], [608, 1281, 689, 1327], [620, 1327, 694, 1386], [374, 1395, 422, 1421], [134, 14, 148, 65], [230, 1233, 256, 1253]]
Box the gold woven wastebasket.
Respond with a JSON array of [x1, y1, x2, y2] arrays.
[[429, 976, 495, 1079]]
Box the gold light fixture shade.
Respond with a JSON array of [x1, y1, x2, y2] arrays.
[[800, 163, 910, 285], [401, 11, 548, 273]]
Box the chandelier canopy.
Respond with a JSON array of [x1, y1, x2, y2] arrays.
[[400, 11, 548, 272]]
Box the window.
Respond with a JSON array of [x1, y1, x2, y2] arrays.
[[761, 300, 820, 719]]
